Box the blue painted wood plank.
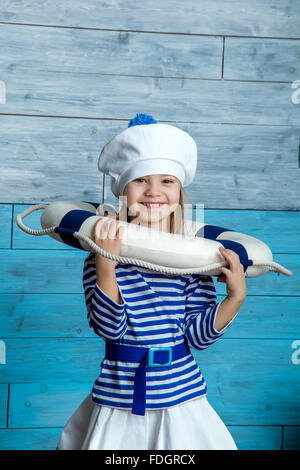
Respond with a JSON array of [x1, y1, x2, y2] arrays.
[[0, 293, 298, 339], [0, 23, 223, 79], [0, 204, 11, 248], [228, 425, 282, 450], [1, 116, 299, 209], [0, 293, 93, 338], [1, 70, 300, 126], [0, 384, 8, 428], [283, 426, 300, 449], [224, 37, 300, 82], [7, 386, 283, 450], [1, 339, 299, 425], [13, 204, 77, 250], [197, 338, 300, 425], [0, 427, 62, 450], [0, 338, 103, 383], [203, 210, 300, 253], [0, 0, 299, 37], [0, 249, 297, 295], [0, 425, 283, 451], [9, 382, 92, 428], [0, 249, 86, 294]]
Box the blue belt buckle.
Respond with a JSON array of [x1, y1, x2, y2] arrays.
[[148, 347, 172, 367]]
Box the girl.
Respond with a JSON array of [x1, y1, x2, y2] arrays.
[[57, 114, 247, 450]]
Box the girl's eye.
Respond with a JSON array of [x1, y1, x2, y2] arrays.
[[135, 178, 174, 184]]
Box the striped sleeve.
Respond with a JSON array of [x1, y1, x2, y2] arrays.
[[82, 253, 128, 340], [183, 274, 236, 351]]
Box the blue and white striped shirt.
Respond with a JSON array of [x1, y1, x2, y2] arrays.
[[83, 252, 237, 411]]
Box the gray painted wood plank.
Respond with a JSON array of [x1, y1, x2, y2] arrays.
[[0, 249, 297, 295], [0, 23, 223, 79], [224, 37, 300, 82], [1, 70, 299, 126], [1, 117, 299, 209], [2, 337, 299, 424], [1, 294, 299, 340], [283, 426, 300, 449], [0, 0, 299, 38], [0, 384, 8, 428], [0, 204, 12, 248]]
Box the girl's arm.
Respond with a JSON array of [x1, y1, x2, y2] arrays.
[[183, 275, 235, 351], [214, 246, 247, 331], [183, 247, 247, 351], [96, 253, 123, 305], [82, 218, 128, 341], [83, 253, 127, 341]]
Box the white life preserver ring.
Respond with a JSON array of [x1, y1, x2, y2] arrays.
[[15, 200, 292, 278]]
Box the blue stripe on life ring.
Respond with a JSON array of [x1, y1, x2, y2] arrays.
[[195, 225, 253, 272], [54, 209, 95, 250]]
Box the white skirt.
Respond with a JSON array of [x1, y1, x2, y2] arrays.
[[57, 394, 237, 450]]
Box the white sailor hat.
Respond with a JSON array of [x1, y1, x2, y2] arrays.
[[98, 113, 198, 199]]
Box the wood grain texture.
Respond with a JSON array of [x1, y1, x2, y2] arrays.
[[0, 427, 62, 450], [0, 204, 12, 248], [0, 384, 8, 428], [0, 249, 297, 295], [0, 0, 299, 451], [1, 118, 299, 208], [0, 293, 299, 340], [220, 425, 282, 450], [0, 425, 284, 450], [1, 337, 299, 425], [8, 382, 92, 427], [224, 37, 300, 81], [0, 293, 93, 338], [196, 338, 300, 425], [0, 23, 223, 79], [0, 0, 299, 37], [1, 70, 299, 125], [283, 426, 300, 449]]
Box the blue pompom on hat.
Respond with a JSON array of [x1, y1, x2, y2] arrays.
[[98, 113, 198, 198], [128, 113, 157, 127]]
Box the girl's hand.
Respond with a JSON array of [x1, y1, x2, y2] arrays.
[[217, 246, 247, 302], [93, 218, 125, 268]]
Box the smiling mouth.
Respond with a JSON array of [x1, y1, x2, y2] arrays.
[[140, 203, 167, 209]]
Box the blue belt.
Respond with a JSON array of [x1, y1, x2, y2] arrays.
[[104, 340, 191, 416]]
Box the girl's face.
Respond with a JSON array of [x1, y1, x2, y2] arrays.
[[123, 174, 181, 231]]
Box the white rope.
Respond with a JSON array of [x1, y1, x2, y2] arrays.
[[15, 204, 293, 277]]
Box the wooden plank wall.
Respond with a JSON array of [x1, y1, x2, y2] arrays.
[[0, 1, 299, 450]]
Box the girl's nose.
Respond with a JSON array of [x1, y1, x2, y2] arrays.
[[144, 184, 161, 195]]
